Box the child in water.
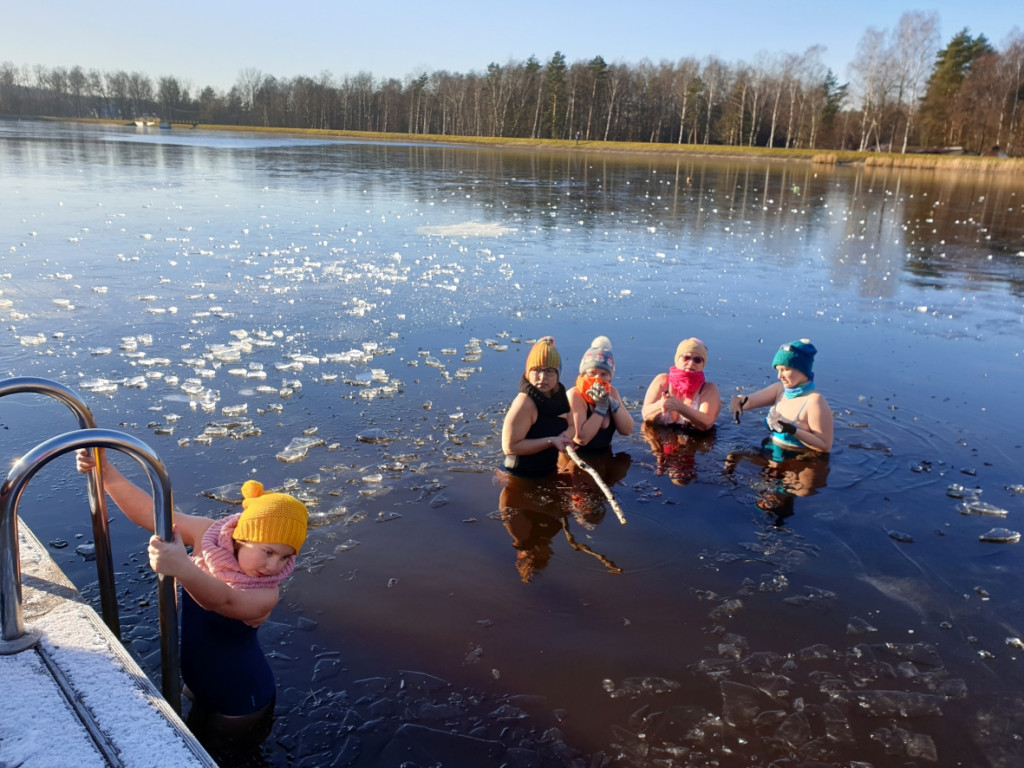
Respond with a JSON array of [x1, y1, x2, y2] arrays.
[[76, 450, 307, 726]]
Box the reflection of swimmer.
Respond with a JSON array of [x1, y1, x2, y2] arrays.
[[559, 448, 632, 520], [642, 421, 716, 486], [497, 469, 623, 582], [724, 442, 831, 525]]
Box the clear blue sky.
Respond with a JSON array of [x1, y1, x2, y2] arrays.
[[3, 1, 1019, 92]]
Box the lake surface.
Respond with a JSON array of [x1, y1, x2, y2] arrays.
[[2, 119, 1024, 767]]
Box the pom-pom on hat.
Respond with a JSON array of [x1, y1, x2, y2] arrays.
[[674, 337, 708, 363], [233, 480, 309, 554], [772, 339, 817, 379], [579, 335, 615, 377], [525, 336, 561, 374]]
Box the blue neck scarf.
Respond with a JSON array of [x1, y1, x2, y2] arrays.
[[783, 380, 815, 399]]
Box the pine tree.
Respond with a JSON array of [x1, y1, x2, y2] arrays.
[[918, 28, 994, 146]]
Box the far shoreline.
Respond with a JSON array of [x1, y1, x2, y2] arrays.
[[33, 116, 1024, 175]]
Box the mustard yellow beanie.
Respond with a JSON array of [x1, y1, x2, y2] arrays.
[[525, 336, 561, 374], [233, 480, 308, 554]]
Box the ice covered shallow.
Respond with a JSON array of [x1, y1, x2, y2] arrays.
[[2, 120, 1024, 766]]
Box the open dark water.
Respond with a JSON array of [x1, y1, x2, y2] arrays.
[[2, 120, 1024, 767]]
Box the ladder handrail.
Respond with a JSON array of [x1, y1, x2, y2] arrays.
[[0, 428, 181, 713], [0, 377, 121, 637]]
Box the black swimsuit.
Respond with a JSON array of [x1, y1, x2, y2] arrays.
[[504, 377, 569, 477]]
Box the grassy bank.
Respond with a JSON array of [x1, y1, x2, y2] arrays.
[[51, 116, 1024, 174]]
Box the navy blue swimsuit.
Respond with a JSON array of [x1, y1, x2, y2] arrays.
[[180, 589, 275, 716]]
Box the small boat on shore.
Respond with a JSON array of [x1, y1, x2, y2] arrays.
[[133, 118, 157, 127]]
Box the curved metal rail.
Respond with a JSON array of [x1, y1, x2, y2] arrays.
[[0, 377, 120, 636], [0, 428, 181, 712]]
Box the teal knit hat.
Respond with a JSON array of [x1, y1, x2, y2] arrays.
[[772, 339, 816, 379]]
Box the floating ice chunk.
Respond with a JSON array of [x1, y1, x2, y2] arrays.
[[222, 403, 248, 417], [979, 528, 1020, 543], [847, 617, 879, 635], [602, 676, 681, 700], [345, 372, 373, 386], [90, 347, 112, 356], [845, 689, 945, 717], [276, 436, 326, 463], [957, 501, 1008, 517], [209, 344, 242, 363], [124, 376, 148, 389], [19, 333, 45, 346], [80, 378, 118, 394], [946, 483, 982, 499], [356, 429, 389, 443]]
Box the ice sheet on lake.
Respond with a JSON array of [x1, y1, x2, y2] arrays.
[[418, 221, 517, 238]]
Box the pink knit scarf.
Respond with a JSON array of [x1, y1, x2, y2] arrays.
[[193, 512, 295, 590]]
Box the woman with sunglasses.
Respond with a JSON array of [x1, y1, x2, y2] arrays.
[[729, 339, 833, 454], [641, 338, 721, 431], [502, 336, 574, 477]]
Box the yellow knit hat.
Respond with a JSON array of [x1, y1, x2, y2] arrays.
[[233, 480, 308, 554], [525, 336, 561, 373]]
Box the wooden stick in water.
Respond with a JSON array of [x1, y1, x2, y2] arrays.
[[564, 444, 627, 525]]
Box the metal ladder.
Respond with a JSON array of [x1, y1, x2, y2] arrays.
[[0, 377, 181, 712]]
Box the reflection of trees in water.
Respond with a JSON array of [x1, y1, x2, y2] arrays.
[[877, 167, 1024, 295], [498, 450, 631, 582]]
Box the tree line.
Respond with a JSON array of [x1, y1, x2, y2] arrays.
[[2, 13, 1021, 156]]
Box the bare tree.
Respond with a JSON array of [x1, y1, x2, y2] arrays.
[[849, 27, 891, 150], [674, 57, 700, 144], [889, 11, 940, 152]]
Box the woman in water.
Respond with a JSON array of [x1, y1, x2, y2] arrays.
[[730, 338, 833, 454], [501, 336, 573, 477], [567, 335, 634, 452], [641, 337, 720, 431]]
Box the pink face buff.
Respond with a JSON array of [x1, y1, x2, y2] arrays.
[[668, 367, 705, 400]]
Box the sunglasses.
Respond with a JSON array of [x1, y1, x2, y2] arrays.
[[679, 355, 704, 364]]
